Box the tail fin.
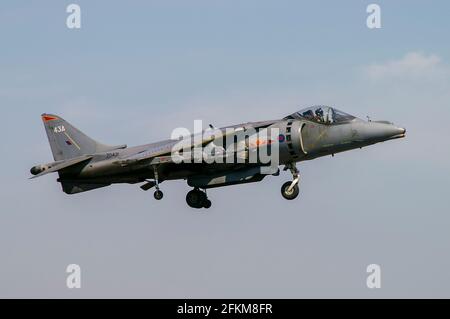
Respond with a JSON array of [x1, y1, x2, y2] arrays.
[[41, 114, 126, 161]]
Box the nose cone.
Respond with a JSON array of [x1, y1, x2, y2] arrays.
[[359, 122, 406, 142], [384, 125, 406, 138]]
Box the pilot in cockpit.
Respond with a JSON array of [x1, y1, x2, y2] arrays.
[[314, 108, 324, 123]]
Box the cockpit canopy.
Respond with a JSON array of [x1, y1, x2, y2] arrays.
[[285, 106, 357, 125]]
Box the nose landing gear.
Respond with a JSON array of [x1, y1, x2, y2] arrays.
[[152, 166, 163, 200], [186, 188, 212, 209], [281, 163, 300, 200]]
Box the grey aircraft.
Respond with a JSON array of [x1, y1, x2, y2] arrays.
[[30, 106, 406, 209]]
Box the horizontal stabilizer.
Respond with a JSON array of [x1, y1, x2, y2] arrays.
[[29, 155, 93, 179]]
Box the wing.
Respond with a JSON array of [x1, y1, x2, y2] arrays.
[[115, 120, 278, 167]]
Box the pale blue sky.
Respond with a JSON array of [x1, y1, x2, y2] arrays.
[[1, 1, 450, 298]]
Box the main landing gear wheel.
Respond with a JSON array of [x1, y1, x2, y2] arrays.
[[186, 189, 211, 209], [281, 181, 299, 200], [281, 163, 300, 200], [154, 190, 163, 200], [203, 199, 212, 209]]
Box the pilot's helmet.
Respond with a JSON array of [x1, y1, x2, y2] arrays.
[[315, 108, 324, 117]]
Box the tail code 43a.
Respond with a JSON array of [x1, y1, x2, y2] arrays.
[[54, 126, 66, 133]]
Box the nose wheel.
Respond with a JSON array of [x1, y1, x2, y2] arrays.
[[186, 188, 212, 209], [281, 181, 299, 200], [281, 163, 300, 200]]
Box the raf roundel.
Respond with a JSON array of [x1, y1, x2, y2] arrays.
[[278, 134, 285, 143]]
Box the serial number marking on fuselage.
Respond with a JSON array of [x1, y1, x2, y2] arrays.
[[106, 152, 119, 159]]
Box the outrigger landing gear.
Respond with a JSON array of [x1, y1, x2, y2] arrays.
[[186, 188, 212, 209], [281, 163, 300, 200], [152, 166, 163, 200]]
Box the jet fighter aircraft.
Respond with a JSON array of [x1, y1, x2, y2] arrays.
[[30, 106, 406, 209]]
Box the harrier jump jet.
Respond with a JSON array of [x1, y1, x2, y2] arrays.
[[30, 106, 405, 209]]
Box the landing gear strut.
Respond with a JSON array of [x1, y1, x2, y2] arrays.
[[152, 166, 163, 200], [281, 163, 300, 200], [186, 188, 211, 209]]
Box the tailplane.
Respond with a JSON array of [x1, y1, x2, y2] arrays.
[[41, 114, 126, 161]]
